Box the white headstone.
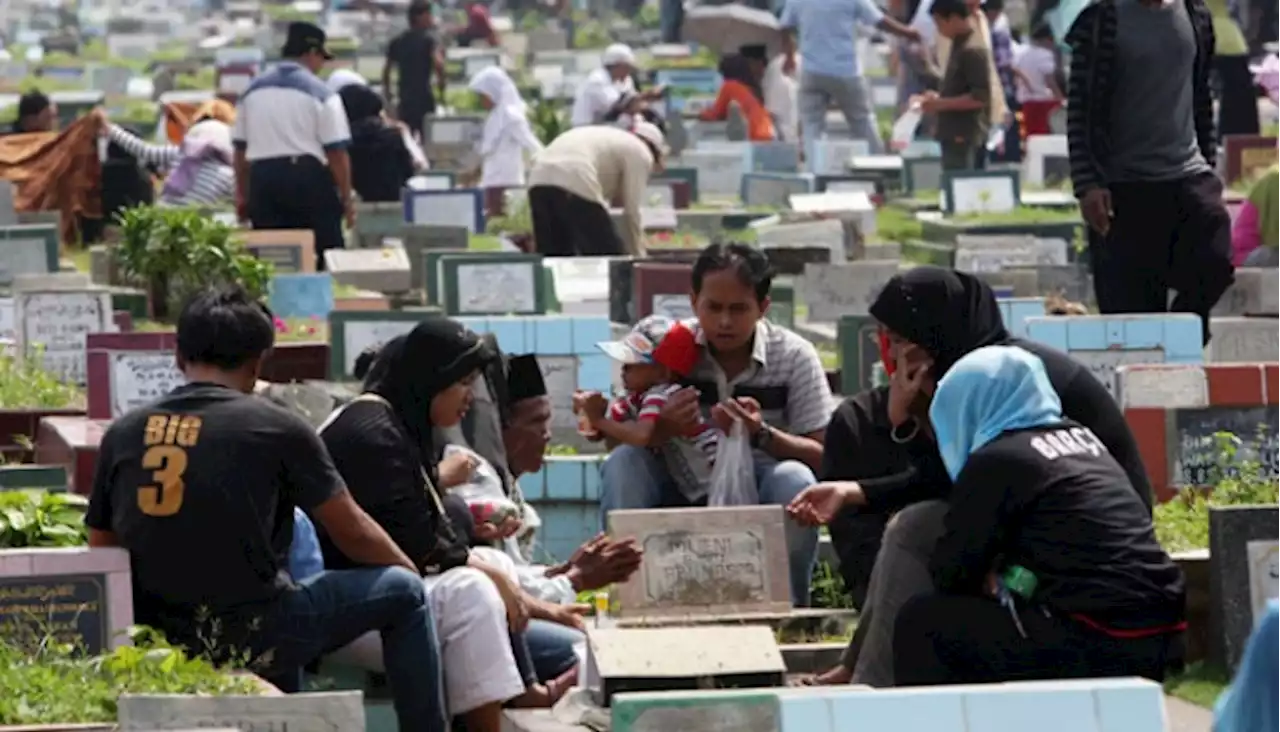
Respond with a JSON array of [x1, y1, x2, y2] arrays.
[[16, 288, 116, 385], [801, 261, 899, 321], [108, 351, 185, 418]]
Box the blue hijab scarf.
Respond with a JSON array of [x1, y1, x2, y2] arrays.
[[929, 345, 1064, 481], [1214, 600, 1279, 732]]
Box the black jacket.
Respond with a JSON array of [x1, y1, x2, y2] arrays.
[[1065, 0, 1217, 198]]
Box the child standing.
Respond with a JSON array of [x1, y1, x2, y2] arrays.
[[574, 315, 722, 504], [469, 67, 544, 212], [917, 0, 993, 171]]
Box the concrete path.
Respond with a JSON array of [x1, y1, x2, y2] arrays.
[[1166, 695, 1214, 732]]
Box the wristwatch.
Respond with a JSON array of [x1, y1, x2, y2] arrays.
[[751, 423, 775, 450]]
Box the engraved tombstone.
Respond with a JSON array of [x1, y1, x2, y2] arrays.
[[1209, 506, 1280, 669], [608, 506, 792, 619]]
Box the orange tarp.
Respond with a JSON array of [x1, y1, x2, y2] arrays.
[[0, 117, 102, 245]]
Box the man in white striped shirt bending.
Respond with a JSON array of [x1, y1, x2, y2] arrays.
[[233, 22, 353, 268]]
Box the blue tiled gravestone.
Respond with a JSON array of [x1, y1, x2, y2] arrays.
[[743, 142, 800, 173], [269, 273, 334, 320], [998, 297, 1046, 338], [1025, 314, 1204, 399]]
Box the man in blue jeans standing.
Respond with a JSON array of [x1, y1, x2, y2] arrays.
[[780, 0, 922, 153], [597, 243, 834, 606], [87, 286, 447, 732]]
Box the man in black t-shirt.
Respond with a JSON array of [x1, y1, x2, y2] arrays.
[[383, 0, 447, 141], [87, 287, 448, 732]]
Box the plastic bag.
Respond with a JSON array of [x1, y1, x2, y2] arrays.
[[443, 444, 521, 526], [708, 420, 757, 507]]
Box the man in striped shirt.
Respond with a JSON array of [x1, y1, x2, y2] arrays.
[[233, 22, 353, 267]]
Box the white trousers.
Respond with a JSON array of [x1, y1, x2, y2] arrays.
[[327, 554, 525, 716]]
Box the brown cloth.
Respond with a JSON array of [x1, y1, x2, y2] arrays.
[[163, 99, 236, 144], [0, 116, 102, 244]]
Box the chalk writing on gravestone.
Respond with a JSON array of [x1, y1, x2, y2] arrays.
[[246, 244, 303, 274], [21, 292, 108, 384], [341, 320, 420, 376], [1173, 406, 1279, 486], [454, 263, 536, 314], [1071, 348, 1165, 399], [642, 530, 767, 606], [0, 574, 108, 653], [539, 356, 579, 431], [110, 352, 184, 418], [1247, 540, 1280, 627]]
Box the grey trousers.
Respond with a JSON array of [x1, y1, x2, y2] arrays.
[[838, 500, 949, 687], [798, 71, 885, 154]]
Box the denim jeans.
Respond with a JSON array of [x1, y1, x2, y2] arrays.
[[524, 619, 583, 681], [266, 567, 448, 732], [599, 445, 819, 606]]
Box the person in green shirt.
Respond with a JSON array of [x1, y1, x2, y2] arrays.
[[1231, 165, 1279, 266], [1207, 0, 1261, 135]]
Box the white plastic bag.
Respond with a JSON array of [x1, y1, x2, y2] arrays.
[[889, 105, 924, 152], [708, 420, 757, 507]]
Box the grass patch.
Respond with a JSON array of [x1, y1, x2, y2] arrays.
[[1165, 662, 1230, 708], [874, 205, 924, 244], [950, 206, 1080, 224], [0, 352, 83, 409]]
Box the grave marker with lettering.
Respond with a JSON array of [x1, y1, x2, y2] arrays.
[[1210, 506, 1280, 670], [328, 311, 436, 379], [440, 254, 546, 316], [240, 229, 315, 273], [269, 273, 335, 320], [1207, 317, 1280, 363], [941, 170, 1020, 215], [404, 188, 485, 233], [1026, 314, 1204, 398], [802, 261, 900, 322], [608, 506, 792, 619], [86, 332, 185, 420], [0, 547, 134, 654], [17, 288, 115, 385]]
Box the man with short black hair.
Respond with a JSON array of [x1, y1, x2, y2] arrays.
[[11, 90, 55, 134], [383, 0, 447, 142], [233, 22, 353, 267], [1066, 0, 1233, 344], [916, 0, 993, 170], [87, 286, 448, 731]]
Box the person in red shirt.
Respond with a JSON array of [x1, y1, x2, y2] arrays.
[[699, 53, 777, 141], [457, 1, 498, 47]]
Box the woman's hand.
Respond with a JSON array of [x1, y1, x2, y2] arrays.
[[483, 566, 531, 632], [438, 451, 478, 488], [474, 516, 523, 542], [887, 346, 933, 429], [543, 602, 592, 631], [786, 482, 864, 526]]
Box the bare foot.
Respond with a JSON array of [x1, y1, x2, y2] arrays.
[[792, 664, 854, 687]]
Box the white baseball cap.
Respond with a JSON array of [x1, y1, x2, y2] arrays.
[[631, 121, 666, 155], [602, 43, 636, 67]]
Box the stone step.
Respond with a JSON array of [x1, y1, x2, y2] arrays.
[[617, 607, 857, 638]]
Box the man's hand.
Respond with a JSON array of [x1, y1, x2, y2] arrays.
[[494, 572, 531, 631], [712, 397, 763, 436], [655, 387, 700, 436], [786, 482, 863, 526], [543, 602, 592, 631], [343, 199, 357, 230], [546, 533, 643, 592], [887, 346, 933, 429], [1080, 188, 1113, 237], [899, 27, 922, 44], [474, 517, 523, 542], [574, 390, 609, 423]]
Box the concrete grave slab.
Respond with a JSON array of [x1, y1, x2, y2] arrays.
[[609, 506, 792, 620], [1213, 267, 1278, 316], [1022, 134, 1068, 187], [788, 192, 876, 241], [0, 547, 133, 653], [34, 416, 109, 495], [327, 311, 434, 379], [741, 172, 816, 208], [941, 170, 1020, 215], [117, 691, 365, 731], [1207, 317, 1280, 362], [1210, 506, 1280, 671], [545, 257, 620, 316], [678, 149, 744, 198], [404, 188, 485, 233], [743, 142, 801, 173], [1026, 314, 1203, 399], [85, 332, 183, 420], [903, 156, 944, 194], [0, 180, 16, 225], [324, 247, 412, 294], [808, 140, 871, 176], [402, 225, 470, 291], [240, 229, 316, 274], [0, 223, 59, 286], [801, 261, 900, 322]]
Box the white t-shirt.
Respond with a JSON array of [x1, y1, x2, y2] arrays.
[[763, 54, 801, 142], [570, 67, 636, 127], [1013, 44, 1058, 103], [909, 0, 937, 51]]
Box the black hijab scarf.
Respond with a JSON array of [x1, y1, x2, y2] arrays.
[[339, 84, 385, 129], [361, 319, 496, 478], [719, 54, 765, 103], [868, 266, 1011, 379]]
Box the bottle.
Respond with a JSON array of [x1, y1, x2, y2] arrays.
[[593, 590, 615, 630], [1002, 565, 1039, 601]]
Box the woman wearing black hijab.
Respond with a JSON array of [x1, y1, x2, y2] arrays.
[[338, 84, 417, 203], [791, 266, 1155, 688], [317, 319, 574, 732]]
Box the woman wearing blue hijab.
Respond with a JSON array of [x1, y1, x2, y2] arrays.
[[1215, 600, 1279, 732], [893, 345, 1185, 686]]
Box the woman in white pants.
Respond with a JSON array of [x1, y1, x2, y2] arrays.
[[316, 320, 577, 732]]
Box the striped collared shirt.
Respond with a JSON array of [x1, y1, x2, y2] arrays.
[[107, 124, 234, 208]]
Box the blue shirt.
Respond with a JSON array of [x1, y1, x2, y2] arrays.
[[780, 0, 885, 79]]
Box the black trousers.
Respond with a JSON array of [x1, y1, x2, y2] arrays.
[[528, 185, 627, 257], [894, 594, 1182, 687], [248, 156, 344, 269], [398, 97, 436, 142], [1215, 54, 1261, 137], [941, 141, 987, 172], [828, 509, 888, 610], [1087, 171, 1234, 346]]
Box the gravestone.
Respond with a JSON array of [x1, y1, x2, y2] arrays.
[[941, 170, 1020, 215], [85, 332, 184, 420], [742, 142, 800, 173], [1172, 406, 1279, 486], [0, 547, 134, 653], [741, 173, 815, 208], [809, 140, 871, 176], [1016, 263, 1094, 305], [402, 226, 469, 291], [240, 229, 316, 274], [650, 179, 693, 209], [1023, 134, 1068, 187], [802, 261, 899, 322], [633, 262, 694, 321], [328, 311, 435, 379], [439, 254, 546, 316], [678, 149, 743, 198], [0, 224, 59, 286], [353, 202, 405, 249], [0, 181, 16, 225], [1213, 268, 1279, 317], [1207, 317, 1280, 363], [903, 157, 944, 194], [837, 314, 880, 395], [755, 219, 848, 265], [788, 192, 876, 240], [117, 691, 366, 731], [324, 247, 412, 294], [608, 506, 792, 619], [1025, 314, 1204, 398], [16, 288, 115, 385], [269, 273, 335, 320], [659, 168, 701, 203], [1209, 505, 1280, 670], [404, 188, 485, 233], [817, 175, 881, 197], [545, 257, 616, 316]]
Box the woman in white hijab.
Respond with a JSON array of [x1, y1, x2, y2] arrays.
[[327, 68, 368, 93], [469, 66, 544, 194]]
